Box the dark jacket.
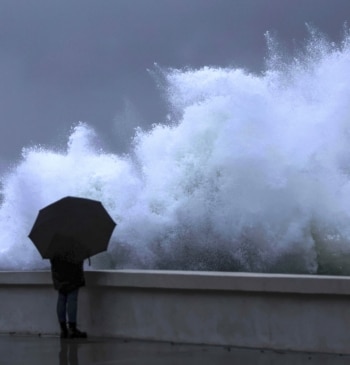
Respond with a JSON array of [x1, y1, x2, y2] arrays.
[[50, 257, 85, 294]]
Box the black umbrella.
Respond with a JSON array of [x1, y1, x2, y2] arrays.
[[28, 196, 117, 261]]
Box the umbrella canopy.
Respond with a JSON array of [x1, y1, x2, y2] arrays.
[[28, 196, 117, 261]]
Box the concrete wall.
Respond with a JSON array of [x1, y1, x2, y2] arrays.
[[1, 270, 350, 354]]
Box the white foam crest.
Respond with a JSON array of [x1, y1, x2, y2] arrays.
[[132, 31, 350, 272]]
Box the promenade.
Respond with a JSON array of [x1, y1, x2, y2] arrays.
[[1, 335, 349, 365]]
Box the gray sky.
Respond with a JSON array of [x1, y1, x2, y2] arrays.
[[1, 0, 350, 165]]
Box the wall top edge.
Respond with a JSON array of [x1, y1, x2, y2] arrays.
[[0, 270, 350, 295]]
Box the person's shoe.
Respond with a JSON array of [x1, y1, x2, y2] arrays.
[[69, 328, 87, 339], [59, 321, 68, 339], [68, 322, 87, 339]]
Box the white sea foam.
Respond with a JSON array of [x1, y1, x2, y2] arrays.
[[2, 30, 350, 273]]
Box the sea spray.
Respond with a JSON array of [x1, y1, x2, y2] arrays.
[[0, 124, 142, 269], [2, 30, 350, 273]]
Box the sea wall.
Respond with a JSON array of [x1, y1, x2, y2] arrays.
[[0, 270, 350, 354]]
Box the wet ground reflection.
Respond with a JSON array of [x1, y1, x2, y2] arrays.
[[1, 335, 349, 365]]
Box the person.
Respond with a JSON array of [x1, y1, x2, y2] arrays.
[[50, 235, 87, 339]]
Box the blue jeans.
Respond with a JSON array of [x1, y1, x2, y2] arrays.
[[57, 289, 79, 323]]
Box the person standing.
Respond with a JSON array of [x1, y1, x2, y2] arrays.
[[50, 236, 88, 339]]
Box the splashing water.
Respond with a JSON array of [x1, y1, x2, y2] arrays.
[[2, 30, 350, 274]]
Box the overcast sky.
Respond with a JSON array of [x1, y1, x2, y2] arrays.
[[1, 0, 350, 166]]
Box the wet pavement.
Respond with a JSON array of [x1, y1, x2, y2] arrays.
[[1, 334, 349, 365]]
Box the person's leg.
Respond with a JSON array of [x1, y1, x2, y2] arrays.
[[66, 289, 78, 324], [67, 289, 87, 338], [57, 291, 67, 322], [57, 291, 68, 338]]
